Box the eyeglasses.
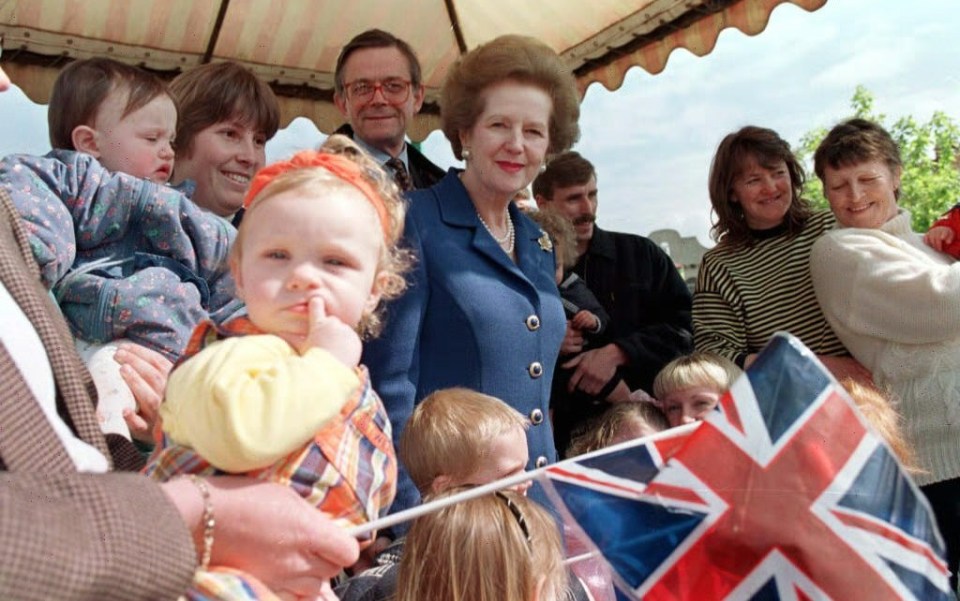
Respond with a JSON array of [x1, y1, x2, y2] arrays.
[[344, 78, 412, 103]]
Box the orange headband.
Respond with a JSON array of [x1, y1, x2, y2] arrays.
[[242, 150, 390, 235]]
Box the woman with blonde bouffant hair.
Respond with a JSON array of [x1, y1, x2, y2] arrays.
[[396, 489, 570, 601], [363, 34, 582, 525]]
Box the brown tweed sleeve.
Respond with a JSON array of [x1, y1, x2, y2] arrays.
[[0, 471, 196, 600]]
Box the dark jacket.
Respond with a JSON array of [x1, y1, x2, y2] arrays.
[[572, 227, 693, 394], [559, 271, 609, 339], [334, 124, 445, 189]]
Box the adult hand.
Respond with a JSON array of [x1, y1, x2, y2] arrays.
[[818, 355, 873, 386], [299, 297, 362, 367], [560, 323, 585, 355], [562, 343, 627, 396], [114, 342, 173, 441], [163, 477, 359, 599], [924, 225, 954, 252]]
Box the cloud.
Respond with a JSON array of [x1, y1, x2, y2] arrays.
[[266, 117, 323, 162], [810, 46, 914, 90], [0, 86, 49, 157]]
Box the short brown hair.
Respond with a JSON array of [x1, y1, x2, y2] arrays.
[[399, 388, 528, 495], [232, 134, 410, 338], [48, 57, 173, 150], [527, 207, 577, 269], [397, 489, 567, 601], [708, 126, 811, 246], [653, 351, 742, 401], [532, 150, 596, 200], [169, 61, 279, 159], [813, 118, 903, 198], [440, 35, 580, 160], [334, 29, 422, 95]]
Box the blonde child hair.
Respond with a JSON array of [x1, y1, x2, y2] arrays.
[[396, 488, 569, 601], [566, 401, 669, 457], [839, 378, 923, 475], [232, 134, 410, 337], [653, 351, 742, 401], [400, 387, 529, 495]]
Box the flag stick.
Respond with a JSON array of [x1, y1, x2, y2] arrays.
[[346, 422, 697, 539], [563, 550, 602, 567]]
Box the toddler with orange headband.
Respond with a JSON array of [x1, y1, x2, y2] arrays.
[[144, 135, 407, 600]]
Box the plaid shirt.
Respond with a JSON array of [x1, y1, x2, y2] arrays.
[[145, 318, 397, 601]]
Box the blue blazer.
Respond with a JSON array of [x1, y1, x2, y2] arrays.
[[363, 170, 565, 519]]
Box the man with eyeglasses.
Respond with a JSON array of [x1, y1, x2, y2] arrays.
[[334, 29, 445, 191]]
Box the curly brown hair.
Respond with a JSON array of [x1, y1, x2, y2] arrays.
[[566, 401, 669, 457]]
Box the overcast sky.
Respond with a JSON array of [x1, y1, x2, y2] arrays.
[[3, 0, 958, 248]]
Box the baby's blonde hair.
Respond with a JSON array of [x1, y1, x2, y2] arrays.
[[653, 351, 742, 401], [400, 388, 528, 495], [396, 489, 569, 601], [231, 134, 411, 337]]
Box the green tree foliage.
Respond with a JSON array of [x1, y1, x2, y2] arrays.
[[795, 85, 960, 232]]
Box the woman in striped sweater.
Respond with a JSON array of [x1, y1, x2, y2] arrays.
[[692, 126, 870, 382]]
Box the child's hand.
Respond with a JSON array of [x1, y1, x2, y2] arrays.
[[571, 309, 600, 333], [300, 297, 362, 367], [924, 225, 954, 252]]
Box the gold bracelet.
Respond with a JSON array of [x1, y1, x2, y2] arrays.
[[186, 475, 214, 570]]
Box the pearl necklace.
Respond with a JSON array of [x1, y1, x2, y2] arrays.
[[477, 211, 515, 254]]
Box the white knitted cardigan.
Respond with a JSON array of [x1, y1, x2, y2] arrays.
[[811, 209, 960, 486]]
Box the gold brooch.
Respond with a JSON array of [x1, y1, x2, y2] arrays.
[[538, 232, 553, 252]]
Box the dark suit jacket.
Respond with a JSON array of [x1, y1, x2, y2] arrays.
[[334, 123, 445, 189], [0, 188, 195, 600]]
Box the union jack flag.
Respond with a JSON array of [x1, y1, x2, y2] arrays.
[[541, 334, 951, 600]]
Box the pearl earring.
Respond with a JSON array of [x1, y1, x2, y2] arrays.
[[539, 163, 546, 173], [462, 149, 471, 161]]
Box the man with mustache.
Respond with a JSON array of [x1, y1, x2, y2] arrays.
[[333, 29, 444, 191], [534, 151, 693, 455]]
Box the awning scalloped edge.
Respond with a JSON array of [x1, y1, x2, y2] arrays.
[[575, 0, 829, 96]]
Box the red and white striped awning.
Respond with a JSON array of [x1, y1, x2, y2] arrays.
[[0, 0, 826, 140]]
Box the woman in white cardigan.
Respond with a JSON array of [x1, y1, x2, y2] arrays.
[[809, 118, 960, 586]]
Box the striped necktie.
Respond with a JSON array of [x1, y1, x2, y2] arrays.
[[385, 157, 414, 192]]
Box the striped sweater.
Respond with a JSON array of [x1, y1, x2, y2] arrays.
[[693, 210, 847, 365]]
